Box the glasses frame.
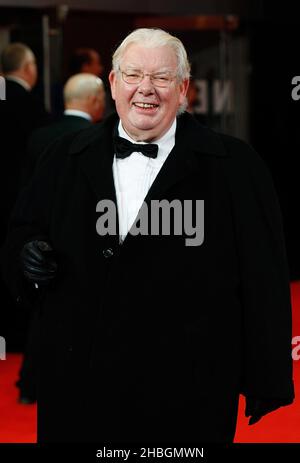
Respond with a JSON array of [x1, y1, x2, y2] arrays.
[[119, 69, 177, 88]]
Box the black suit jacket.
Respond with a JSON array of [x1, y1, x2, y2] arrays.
[[1, 112, 294, 442], [26, 115, 92, 183]]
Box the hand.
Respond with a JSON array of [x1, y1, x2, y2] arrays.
[[20, 239, 57, 286], [245, 396, 292, 425]]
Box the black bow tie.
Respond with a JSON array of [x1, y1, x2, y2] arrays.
[[113, 135, 158, 159]]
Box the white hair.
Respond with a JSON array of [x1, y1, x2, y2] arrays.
[[63, 73, 103, 104], [112, 28, 191, 82]]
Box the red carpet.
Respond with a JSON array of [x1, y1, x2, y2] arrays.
[[0, 282, 299, 443], [235, 280, 300, 442], [0, 354, 37, 443]]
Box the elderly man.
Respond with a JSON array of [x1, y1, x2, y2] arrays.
[[1, 28, 294, 443]]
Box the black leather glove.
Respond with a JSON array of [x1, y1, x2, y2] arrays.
[[20, 239, 57, 286], [245, 396, 293, 425]]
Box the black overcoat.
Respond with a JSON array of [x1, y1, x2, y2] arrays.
[[1, 112, 294, 442]]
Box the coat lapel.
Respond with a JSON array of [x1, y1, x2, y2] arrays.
[[69, 115, 118, 204], [69, 114, 120, 239], [123, 113, 228, 245], [142, 112, 227, 204]]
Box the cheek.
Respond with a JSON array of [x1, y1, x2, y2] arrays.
[[117, 88, 135, 107], [114, 94, 129, 117]]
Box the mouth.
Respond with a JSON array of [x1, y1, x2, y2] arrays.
[[132, 102, 159, 110]]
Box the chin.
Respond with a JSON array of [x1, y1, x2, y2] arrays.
[[135, 115, 161, 128]]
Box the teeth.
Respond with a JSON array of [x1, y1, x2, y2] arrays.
[[134, 103, 157, 108]]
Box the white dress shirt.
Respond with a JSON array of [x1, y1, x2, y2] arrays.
[[113, 119, 176, 242]]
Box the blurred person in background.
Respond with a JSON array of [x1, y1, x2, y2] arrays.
[[0, 42, 50, 239], [69, 47, 114, 117], [186, 77, 207, 126], [0, 42, 50, 351], [52, 47, 108, 117], [69, 48, 104, 77]]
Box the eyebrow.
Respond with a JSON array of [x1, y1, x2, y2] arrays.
[[123, 66, 174, 73]]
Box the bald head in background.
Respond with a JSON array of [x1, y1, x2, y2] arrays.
[[63, 73, 105, 122]]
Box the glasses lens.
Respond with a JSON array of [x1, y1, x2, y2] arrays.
[[122, 72, 142, 84], [152, 76, 172, 87], [121, 70, 174, 87]]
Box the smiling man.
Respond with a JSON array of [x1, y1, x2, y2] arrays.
[[109, 40, 188, 141], [1, 28, 294, 443]]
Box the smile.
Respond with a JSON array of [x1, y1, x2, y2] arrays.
[[133, 103, 159, 109]]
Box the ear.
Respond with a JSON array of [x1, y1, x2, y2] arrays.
[[178, 79, 190, 106], [23, 61, 31, 75], [109, 70, 117, 101], [23, 62, 29, 71]]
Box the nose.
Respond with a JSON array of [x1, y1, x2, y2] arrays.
[[137, 74, 155, 94]]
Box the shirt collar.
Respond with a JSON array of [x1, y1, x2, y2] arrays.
[[118, 119, 177, 158], [64, 109, 92, 121], [6, 75, 31, 91]]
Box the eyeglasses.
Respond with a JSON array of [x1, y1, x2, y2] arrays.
[[120, 69, 176, 87]]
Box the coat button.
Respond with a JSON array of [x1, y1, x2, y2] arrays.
[[102, 248, 114, 258]]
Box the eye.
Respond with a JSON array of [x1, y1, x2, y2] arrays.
[[125, 72, 142, 79], [153, 75, 170, 83]]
